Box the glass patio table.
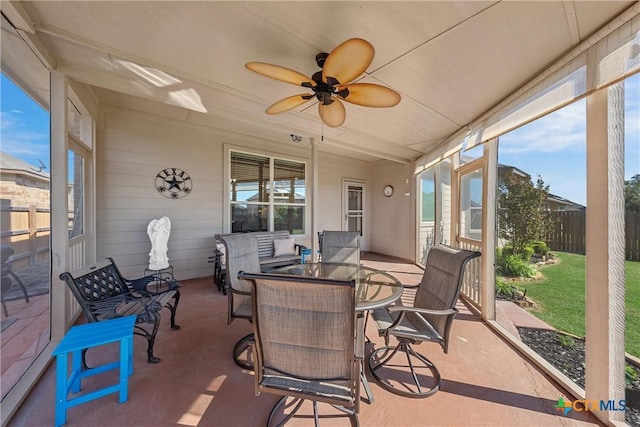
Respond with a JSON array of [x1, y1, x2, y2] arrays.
[[272, 262, 403, 404], [272, 262, 403, 311]]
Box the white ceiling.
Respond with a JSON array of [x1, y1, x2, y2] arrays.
[[4, 1, 637, 163]]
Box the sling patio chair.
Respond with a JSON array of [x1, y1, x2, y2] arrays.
[[239, 271, 361, 426], [368, 244, 481, 398], [320, 231, 360, 265], [216, 233, 262, 370]]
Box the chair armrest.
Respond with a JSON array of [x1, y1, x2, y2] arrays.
[[387, 306, 458, 316], [355, 312, 365, 360]]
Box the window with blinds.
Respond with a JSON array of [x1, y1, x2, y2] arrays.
[[230, 151, 306, 234]]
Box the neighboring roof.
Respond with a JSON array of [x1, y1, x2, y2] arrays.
[[546, 193, 585, 209], [497, 164, 530, 178], [0, 151, 50, 180], [496, 163, 584, 208]]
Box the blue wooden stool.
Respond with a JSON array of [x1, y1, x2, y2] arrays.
[[52, 316, 136, 426]]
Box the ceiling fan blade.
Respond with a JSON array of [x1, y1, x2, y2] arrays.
[[266, 94, 312, 114], [338, 83, 401, 107], [246, 62, 314, 86], [318, 99, 346, 127], [322, 38, 374, 85]]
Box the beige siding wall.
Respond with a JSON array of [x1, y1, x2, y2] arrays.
[[316, 152, 370, 249], [97, 107, 378, 278], [369, 160, 414, 260], [97, 108, 224, 280]]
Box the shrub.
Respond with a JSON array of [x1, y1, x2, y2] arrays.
[[531, 240, 550, 256], [495, 277, 526, 300], [501, 244, 533, 261], [497, 253, 536, 278], [496, 277, 514, 298], [520, 246, 534, 261]]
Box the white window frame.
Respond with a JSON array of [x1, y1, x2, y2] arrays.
[[226, 149, 307, 234]]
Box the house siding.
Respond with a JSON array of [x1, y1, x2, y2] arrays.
[[369, 159, 414, 260], [96, 106, 396, 278], [97, 107, 223, 280]]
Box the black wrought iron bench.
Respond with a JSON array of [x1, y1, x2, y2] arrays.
[[59, 257, 180, 364]]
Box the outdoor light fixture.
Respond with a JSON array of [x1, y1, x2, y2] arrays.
[[290, 134, 303, 142]]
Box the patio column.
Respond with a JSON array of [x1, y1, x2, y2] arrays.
[[482, 139, 497, 320], [310, 137, 319, 260], [50, 70, 70, 340], [584, 82, 626, 425]]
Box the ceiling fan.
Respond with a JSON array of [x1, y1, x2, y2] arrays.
[[246, 38, 401, 127]]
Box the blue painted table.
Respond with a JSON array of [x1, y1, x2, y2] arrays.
[[52, 316, 136, 426]]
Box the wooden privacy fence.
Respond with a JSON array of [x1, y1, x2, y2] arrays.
[[0, 205, 51, 269], [545, 210, 640, 261]]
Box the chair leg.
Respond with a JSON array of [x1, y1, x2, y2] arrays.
[[233, 333, 254, 370], [267, 396, 305, 427], [8, 270, 29, 303], [135, 321, 161, 364], [369, 340, 441, 398], [167, 290, 181, 330], [266, 396, 359, 427]]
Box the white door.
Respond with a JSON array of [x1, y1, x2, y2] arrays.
[[343, 181, 366, 249]]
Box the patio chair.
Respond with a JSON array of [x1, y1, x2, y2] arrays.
[[239, 271, 360, 427], [1, 246, 30, 317], [320, 231, 360, 265], [216, 233, 261, 369], [368, 244, 481, 398]]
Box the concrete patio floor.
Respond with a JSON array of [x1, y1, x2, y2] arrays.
[[5, 253, 602, 426]]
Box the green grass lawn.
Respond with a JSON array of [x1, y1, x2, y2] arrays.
[[516, 251, 640, 357]]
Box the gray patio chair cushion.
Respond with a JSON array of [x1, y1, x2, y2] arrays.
[[320, 231, 360, 264], [217, 233, 261, 321]]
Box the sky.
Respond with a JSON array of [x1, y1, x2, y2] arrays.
[[0, 73, 51, 170], [497, 73, 639, 207], [1, 72, 639, 206]]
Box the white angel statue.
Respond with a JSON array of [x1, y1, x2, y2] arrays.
[[147, 216, 171, 270]]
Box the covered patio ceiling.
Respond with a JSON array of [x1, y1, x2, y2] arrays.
[[5, 1, 636, 163]]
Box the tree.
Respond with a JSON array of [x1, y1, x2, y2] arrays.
[[625, 174, 640, 213], [498, 169, 550, 257]]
